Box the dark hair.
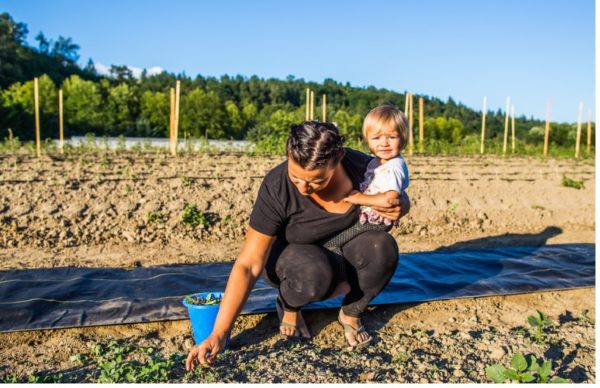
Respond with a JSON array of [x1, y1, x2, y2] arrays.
[[286, 121, 345, 170]]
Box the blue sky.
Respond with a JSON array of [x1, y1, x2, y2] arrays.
[[2, 0, 595, 122]]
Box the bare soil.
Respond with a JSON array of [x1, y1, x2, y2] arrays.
[[0, 152, 595, 383]]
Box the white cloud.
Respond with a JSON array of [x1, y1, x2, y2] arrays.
[[94, 63, 164, 79], [94, 63, 111, 76]]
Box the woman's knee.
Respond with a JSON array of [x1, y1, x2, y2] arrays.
[[344, 231, 399, 270], [276, 244, 334, 294]]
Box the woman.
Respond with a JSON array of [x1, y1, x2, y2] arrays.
[[186, 121, 409, 370]]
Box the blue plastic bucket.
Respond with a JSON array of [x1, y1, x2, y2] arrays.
[[183, 292, 229, 346]]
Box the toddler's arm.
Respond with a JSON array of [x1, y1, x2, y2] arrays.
[[343, 190, 400, 208]]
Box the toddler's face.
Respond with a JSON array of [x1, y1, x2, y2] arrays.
[[366, 127, 401, 160]]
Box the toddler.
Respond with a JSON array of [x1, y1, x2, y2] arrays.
[[323, 104, 409, 254]]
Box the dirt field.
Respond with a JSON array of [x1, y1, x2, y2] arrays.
[[0, 151, 595, 383]]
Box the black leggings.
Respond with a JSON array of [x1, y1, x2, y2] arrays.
[[263, 231, 399, 317]]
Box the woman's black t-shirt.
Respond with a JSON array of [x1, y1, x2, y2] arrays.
[[249, 148, 372, 244]]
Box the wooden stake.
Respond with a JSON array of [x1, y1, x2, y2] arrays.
[[34, 77, 41, 158], [408, 93, 414, 156], [544, 98, 551, 157], [575, 102, 583, 158], [511, 104, 515, 153], [173, 81, 180, 156], [502, 97, 510, 156], [169, 88, 175, 154], [305, 88, 310, 121], [418, 96, 424, 153], [322, 94, 327, 122], [404, 92, 409, 117], [58, 89, 64, 154], [310, 90, 315, 120], [587, 109, 592, 154], [480, 96, 487, 154]]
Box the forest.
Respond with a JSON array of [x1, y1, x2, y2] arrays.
[[0, 12, 593, 155]]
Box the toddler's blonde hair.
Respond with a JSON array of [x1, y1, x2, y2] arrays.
[[362, 104, 409, 150]]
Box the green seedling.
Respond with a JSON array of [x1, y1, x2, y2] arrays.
[[182, 176, 195, 187], [84, 339, 180, 383], [27, 373, 65, 383], [528, 310, 552, 344], [181, 203, 211, 229], [147, 211, 166, 224], [393, 351, 410, 365], [0, 374, 18, 383], [562, 175, 584, 190], [70, 353, 86, 364], [578, 309, 594, 325], [185, 293, 222, 306], [486, 352, 570, 383]]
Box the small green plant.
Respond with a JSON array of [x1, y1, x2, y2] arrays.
[[70, 353, 86, 364], [147, 211, 166, 224], [116, 135, 126, 152], [562, 175, 584, 189], [528, 310, 552, 344], [0, 374, 18, 383], [393, 351, 410, 364], [182, 176, 195, 187], [578, 309, 594, 325], [26, 373, 65, 383], [84, 339, 180, 383], [181, 203, 211, 229], [185, 293, 222, 306], [448, 202, 459, 212], [486, 352, 570, 383]]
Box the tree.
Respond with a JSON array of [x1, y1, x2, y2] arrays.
[[62, 75, 103, 131], [140, 91, 169, 136], [105, 82, 138, 134], [51, 36, 80, 65], [0, 12, 29, 87], [109, 65, 134, 84], [225, 100, 244, 139], [180, 88, 227, 139]]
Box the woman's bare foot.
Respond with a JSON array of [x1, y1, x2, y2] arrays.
[[338, 309, 372, 347], [276, 299, 311, 339], [280, 310, 311, 338]]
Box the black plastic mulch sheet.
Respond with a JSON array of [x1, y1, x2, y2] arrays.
[[0, 244, 594, 332]]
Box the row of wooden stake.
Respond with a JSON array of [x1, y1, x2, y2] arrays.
[[480, 96, 593, 158], [305, 88, 327, 122], [169, 81, 181, 156], [30, 77, 595, 159], [31, 77, 182, 157]]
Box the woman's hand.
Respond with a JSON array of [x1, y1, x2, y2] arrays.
[[185, 332, 227, 370], [371, 191, 410, 221]]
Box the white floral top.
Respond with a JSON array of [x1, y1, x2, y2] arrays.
[[358, 156, 409, 225]]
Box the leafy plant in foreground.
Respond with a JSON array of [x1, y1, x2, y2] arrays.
[[486, 352, 569, 383], [84, 340, 182, 383], [528, 310, 552, 344]]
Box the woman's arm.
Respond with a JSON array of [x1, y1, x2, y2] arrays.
[[343, 190, 399, 208], [185, 227, 275, 370]]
